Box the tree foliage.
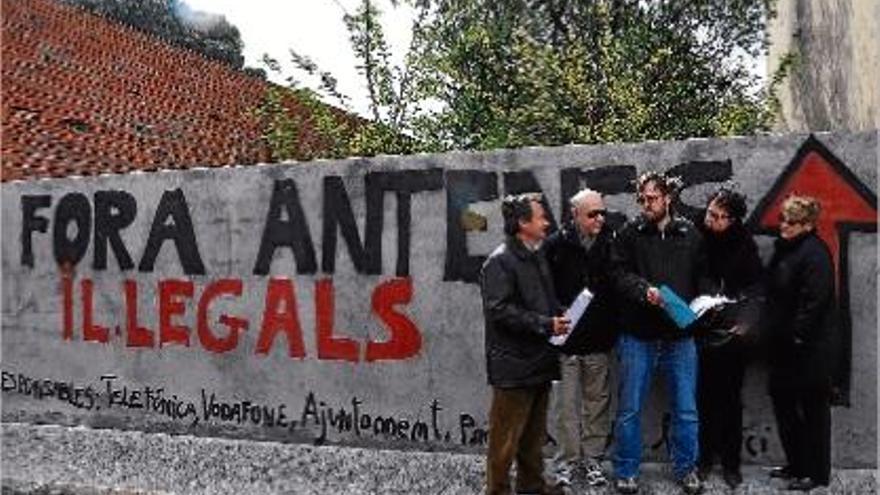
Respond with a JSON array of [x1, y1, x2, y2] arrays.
[[64, 0, 246, 69], [264, 0, 790, 159]]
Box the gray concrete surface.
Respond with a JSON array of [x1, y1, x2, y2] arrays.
[[2, 423, 877, 494], [768, 0, 880, 132], [2, 131, 877, 466]]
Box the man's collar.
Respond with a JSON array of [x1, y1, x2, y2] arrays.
[[636, 215, 690, 235], [507, 236, 540, 258], [521, 237, 542, 252]]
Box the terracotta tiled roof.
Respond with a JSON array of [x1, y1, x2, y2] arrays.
[[1, 0, 340, 182]]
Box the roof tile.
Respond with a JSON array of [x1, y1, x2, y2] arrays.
[[2, 0, 347, 182]]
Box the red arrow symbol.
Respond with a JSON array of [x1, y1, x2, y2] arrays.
[[755, 148, 877, 282]]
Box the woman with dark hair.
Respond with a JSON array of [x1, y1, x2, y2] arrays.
[[695, 188, 763, 488], [764, 195, 836, 491]]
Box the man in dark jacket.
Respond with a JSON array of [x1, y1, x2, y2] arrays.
[[543, 188, 618, 487], [610, 172, 713, 495], [481, 192, 569, 495]]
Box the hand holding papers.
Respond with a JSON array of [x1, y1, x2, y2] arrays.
[[550, 287, 593, 346], [689, 294, 735, 318], [659, 285, 735, 330]]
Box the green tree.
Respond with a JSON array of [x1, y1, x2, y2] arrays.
[[267, 0, 790, 158], [414, 0, 786, 150]]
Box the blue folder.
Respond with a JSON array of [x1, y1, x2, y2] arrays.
[[659, 285, 697, 329]]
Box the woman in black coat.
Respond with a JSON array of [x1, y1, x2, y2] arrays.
[[764, 194, 836, 491], [695, 189, 763, 488]]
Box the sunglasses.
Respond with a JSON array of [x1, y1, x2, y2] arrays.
[[585, 209, 608, 219], [778, 213, 804, 225]]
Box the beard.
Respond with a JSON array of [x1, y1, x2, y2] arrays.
[[642, 206, 668, 223]]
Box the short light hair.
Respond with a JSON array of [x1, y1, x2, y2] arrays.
[[569, 188, 602, 209], [781, 194, 821, 226]]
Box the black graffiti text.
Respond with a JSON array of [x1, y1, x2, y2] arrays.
[[300, 391, 437, 445], [200, 390, 290, 430], [101, 374, 198, 425], [1, 370, 97, 410]]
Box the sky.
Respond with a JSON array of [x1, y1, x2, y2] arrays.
[[184, 0, 415, 118], [182, 1, 766, 119]]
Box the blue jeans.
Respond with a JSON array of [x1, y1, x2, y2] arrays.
[[612, 333, 698, 480]]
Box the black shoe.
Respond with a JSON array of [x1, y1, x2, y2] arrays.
[[787, 478, 819, 491], [679, 470, 703, 495], [696, 463, 712, 481], [769, 465, 795, 480], [722, 469, 742, 488]]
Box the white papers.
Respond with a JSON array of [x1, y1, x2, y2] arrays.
[[689, 294, 735, 318], [550, 288, 594, 346]]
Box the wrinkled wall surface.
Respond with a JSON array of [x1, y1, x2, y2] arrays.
[[768, 0, 880, 132], [2, 132, 876, 466]]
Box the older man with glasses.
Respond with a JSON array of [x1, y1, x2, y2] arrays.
[[544, 188, 620, 488]]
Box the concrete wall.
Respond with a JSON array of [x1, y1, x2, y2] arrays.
[[768, 0, 880, 132], [2, 132, 877, 467]]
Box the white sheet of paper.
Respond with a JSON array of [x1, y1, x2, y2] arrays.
[[550, 287, 594, 346], [689, 294, 735, 318]]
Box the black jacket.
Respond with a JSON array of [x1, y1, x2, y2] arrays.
[[543, 223, 618, 354], [764, 231, 836, 390], [480, 236, 561, 388], [612, 215, 714, 340], [699, 221, 765, 344]]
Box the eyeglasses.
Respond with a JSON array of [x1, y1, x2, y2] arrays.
[[637, 194, 664, 205], [706, 209, 730, 222], [586, 209, 607, 219]]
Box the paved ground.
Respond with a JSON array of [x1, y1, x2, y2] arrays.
[[2, 422, 876, 494]]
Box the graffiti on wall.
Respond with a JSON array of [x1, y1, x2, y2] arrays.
[[1, 368, 488, 447], [747, 136, 878, 404], [3, 134, 877, 451], [15, 160, 734, 359]]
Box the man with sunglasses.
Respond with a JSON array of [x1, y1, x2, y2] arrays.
[[610, 172, 714, 495], [544, 188, 620, 488]]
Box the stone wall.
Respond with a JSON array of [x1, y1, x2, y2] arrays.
[[2, 132, 876, 466]]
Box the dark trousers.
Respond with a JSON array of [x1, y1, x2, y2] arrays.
[[770, 384, 831, 485], [697, 343, 745, 472], [487, 384, 550, 495]]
